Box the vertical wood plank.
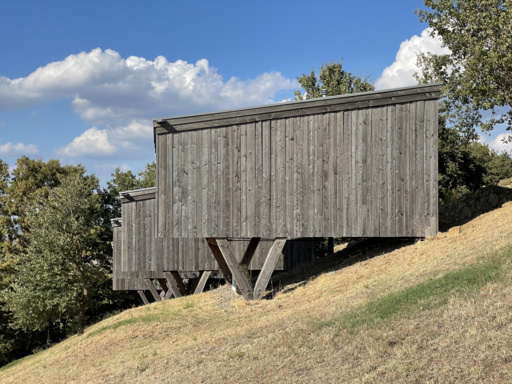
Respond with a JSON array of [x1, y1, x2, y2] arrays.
[[172, 133, 182, 237], [218, 127, 226, 237], [431, 100, 439, 235], [276, 118, 286, 236], [158, 134, 167, 237], [181, 133, 189, 238], [285, 118, 294, 238], [306, 115, 315, 236], [270, 120, 277, 234], [255, 121, 263, 236], [416, 101, 426, 237], [210, 128, 218, 236], [201, 130, 211, 237], [358, 109, 366, 236], [387, 105, 397, 237], [300, 115, 310, 237], [336, 112, 344, 236], [379, 106, 388, 237], [351, 110, 358, 236], [423, 100, 431, 236], [225, 126, 232, 236], [232, 125, 241, 237], [247, 122, 256, 237], [396, 104, 405, 236], [322, 113, 330, 236], [314, 114, 323, 237], [189, 131, 197, 237], [403, 103, 411, 237], [165, 134, 173, 239], [293, 116, 302, 238], [262, 120, 271, 237], [371, 108, 380, 237], [342, 111, 351, 237], [240, 124, 248, 236]]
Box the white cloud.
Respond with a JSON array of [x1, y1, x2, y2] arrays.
[[488, 133, 512, 154], [0, 48, 297, 127], [0, 142, 39, 156], [94, 163, 132, 173], [56, 120, 152, 159], [375, 28, 451, 90]]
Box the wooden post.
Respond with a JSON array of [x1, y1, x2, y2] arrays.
[[164, 271, 186, 299], [144, 279, 161, 302], [253, 239, 287, 300], [137, 290, 150, 305], [207, 238, 233, 284], [215, 239, 254, 300], [157, 278, 169, 299], [191, 271, 212, 294]]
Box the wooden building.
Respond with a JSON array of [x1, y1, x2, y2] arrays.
[[150, 84, 441, 299], [113, 187, 316, 302], [153, 84, 441, 239]]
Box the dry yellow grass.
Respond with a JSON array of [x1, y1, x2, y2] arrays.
[[2, 202, 512, 383]]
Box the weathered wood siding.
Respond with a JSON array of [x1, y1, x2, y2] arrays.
[[154, 85, 441, 238], [113, 189, 317, 290]]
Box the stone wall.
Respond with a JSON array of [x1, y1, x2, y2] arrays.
[[438, 178, 512, 230]]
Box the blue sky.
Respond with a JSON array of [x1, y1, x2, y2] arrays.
[[0, 0, 509, 184]]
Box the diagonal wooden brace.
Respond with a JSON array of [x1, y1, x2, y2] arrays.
[[253, 239, 287, 300], [240, 237, 261, 267], [163, 271, 187, 299], [191, 271, 212, 295], [215, 239, 254, 300], [207, 238, 233, 284], [137, 290, 150, 305], [144, 278, 161, 302], [157, 278, 169, 299]]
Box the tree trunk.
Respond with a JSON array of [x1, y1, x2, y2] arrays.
[[77, 302, 86, 335]]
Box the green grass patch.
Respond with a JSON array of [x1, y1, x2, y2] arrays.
[[86, 309, 184, 338], [314, 246, 512, 333], [0, 351, 40, 372]]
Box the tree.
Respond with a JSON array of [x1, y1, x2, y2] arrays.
[[415, 0, 512, 137], [294, 59, 375, 100], [2, 173, 110, 335]]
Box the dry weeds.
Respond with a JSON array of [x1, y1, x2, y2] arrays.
[[1, 202, 512, 383]]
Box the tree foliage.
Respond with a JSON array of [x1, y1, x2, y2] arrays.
[[294, 60, 375, 100], [2, 173, 110, 335], [415, 0, 512, 137]]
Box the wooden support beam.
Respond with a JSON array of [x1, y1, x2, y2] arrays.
[[240, 237, 261, 267], [171, 272, 188, 295], [163, 271, 186, 299], [144, 279, 161, 302], [206, 238, 233, 284], [137, 290, 149, 305], [253, 239, 287, 300], [215, 239, 254, 300], [191, 271, 212, 295], [157, 278, 169, 299]]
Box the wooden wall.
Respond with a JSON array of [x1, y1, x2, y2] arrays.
[[155, 85, 440, 239], [113, 189, 317, 290]]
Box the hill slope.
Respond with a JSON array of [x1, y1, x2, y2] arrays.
[[2, 202, 512, 383]]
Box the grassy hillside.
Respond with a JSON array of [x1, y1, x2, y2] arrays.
[[2, 202, 512, 383]]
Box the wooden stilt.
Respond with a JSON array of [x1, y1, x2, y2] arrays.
[[163, 271, 186, 299], [191, 271, 212, 294], [253, 239, 287, 299], [207, 238, 233, 284], [215, 239, 254, 300], [157, 278, 169, 299], [144, 279, 161, 302], [137, 290, 149, 305]]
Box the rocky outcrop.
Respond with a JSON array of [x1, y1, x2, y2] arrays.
[[438, 179, 512, 230]]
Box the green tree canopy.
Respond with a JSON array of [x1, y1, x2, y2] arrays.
[[415, 0, 512, 137], [2, 173, 110, 335], [294, 60, 375, 101]]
